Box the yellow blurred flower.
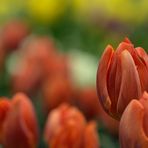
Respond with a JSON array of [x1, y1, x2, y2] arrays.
[[97, 0, 148, 24], [72, 0, 148, 25], [0, 0, 24, 21], [27, 0, 68, 23]]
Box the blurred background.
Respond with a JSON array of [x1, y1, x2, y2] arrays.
[[0, 0, 148, 147]]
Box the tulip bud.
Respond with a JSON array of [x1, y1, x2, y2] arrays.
[[44, 104, 100, 148], [119, 92, 148, 148], [0, 98, 11, 143], [2, 93, 39, 148], [96, 38, 148, 119]]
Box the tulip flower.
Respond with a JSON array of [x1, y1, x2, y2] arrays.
[[96, 38, 148, 119], [2, 93, 39, 148], [44, 104, 99, 148], [0, 98, 11, 143], [42, 76, 74, 113], [119, 91, 148, 148], [0, 40, 6, 70], [11, 36, 56, 94], [1, 20, 29, 50]]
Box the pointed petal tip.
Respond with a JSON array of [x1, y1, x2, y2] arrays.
[[123, 37, 132, 44]]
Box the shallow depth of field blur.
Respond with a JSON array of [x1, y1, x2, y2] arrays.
[[0, 0, 148, 148]]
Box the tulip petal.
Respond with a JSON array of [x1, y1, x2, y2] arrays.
[[96, 45, 114, 112], [139, 92, 148, 137], [84, 122, 99, 148], [123, 37, 132, 44], [136, 47, 148, 68], [107, 53, 122, 118], [132, 53, 148, 92], [119, 99, 148, 148], [3, 93, 39, 148], [117, 50, 142, 116], [116, 41, 134, 55], [0, 98, 11, 143]]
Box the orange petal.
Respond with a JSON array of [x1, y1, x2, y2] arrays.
[[96, 45, 114, 113], [139, 92, 148, 138], [119, 99, 148, 148], [44, 104, 86, 148], [116, 41, 134, 55], [133, 53, 148, 92], [123, 37, 132, 44], [117, 50, 142, 116], [84, 122, 100, 148], [0, 98, 11, 143], [136, 47, 148, 68], [3, 93, 39, 148], [107, 53, 122, 117]]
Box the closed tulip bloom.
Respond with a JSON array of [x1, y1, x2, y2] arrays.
[[0, 98, 11, 143], [44, 104, 99, 148], [97, 38, 148, 119], [119, 92, 148, 148], [2, 93, 39, 148]]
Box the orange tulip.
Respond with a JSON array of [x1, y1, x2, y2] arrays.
[[83, 121, 100, 148], [42, 76, 74, 113], [119, 91, 148, 148], [0, 98, 11, 143], [1, 20, 29, 50], [2, 93, 39, 148], [97, 38, 148, 119], [44, 104, 99, 148], [12, 36, 56, 94], [0, 40, 6, 70]]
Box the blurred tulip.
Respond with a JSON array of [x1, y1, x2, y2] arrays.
[[44, 54, 70, 79], [75, 87, 100, 119], [44, 103, 99, 148], [119, 92, 148, 148], [84, 121, 99, 148], [97, 38, 148, 119], [1, 20, 30, 50], [2, 93, 39, 148], [0, 40, 6, 70], [0, 98, 11, 143], [10, 36, 56, 94], [42, 76, 74, 113]]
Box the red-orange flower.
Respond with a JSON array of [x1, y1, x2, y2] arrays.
[[12, 36, 56, 94], [96, 38, 148, 119], [2, 93, 39, 148], [42, 76, 74, 113], [0, 98, 11, 143], [119, 92, 148, 148], [44, 104, 100, 148], [1, 20, 29, 50]]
